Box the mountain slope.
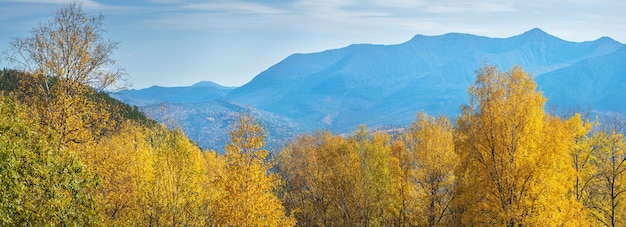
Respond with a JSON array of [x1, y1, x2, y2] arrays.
[[227, 28, 623, 131], [537, 45, 626, 112], [138, 100, 298, 150], [111, 81, 236, 106]]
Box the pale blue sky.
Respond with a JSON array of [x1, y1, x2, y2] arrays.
[[1, 0, 625, 89]]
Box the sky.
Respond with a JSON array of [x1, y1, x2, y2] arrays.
[[1, 0, 625, 89]]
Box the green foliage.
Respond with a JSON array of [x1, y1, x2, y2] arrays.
[[0, 96, 100, 226], [0, 69, 155, 128], [0, 69, 21, 94]]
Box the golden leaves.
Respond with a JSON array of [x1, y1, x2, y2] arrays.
[[212, 113, 295, 226], [455, 65, 577, 226]]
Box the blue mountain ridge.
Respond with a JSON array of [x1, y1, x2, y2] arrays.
[[537, 45, 626, 112], [110, 81, 236, 106], [112, 28, 626, 151]]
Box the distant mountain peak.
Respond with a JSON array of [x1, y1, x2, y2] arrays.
[[525, 28, 548, 35], [192, 81, 219, 87], [594, 36, 622, 45], [407, 32, 477, 43], [518, 28, 558, 40], [192, 81, 237, 89]]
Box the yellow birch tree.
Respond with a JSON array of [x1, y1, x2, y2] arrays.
[[212, 113, 295, 226], [402, 113, 457, 226], [587, 115, 626, 227], [454, 65, 581, 226]]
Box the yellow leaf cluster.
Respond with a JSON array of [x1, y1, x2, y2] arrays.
[[211, 113, 295, 226]]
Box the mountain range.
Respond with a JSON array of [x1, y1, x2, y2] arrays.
[[111, 28, 626, 151]]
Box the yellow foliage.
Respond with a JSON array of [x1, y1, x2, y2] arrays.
[[454, 65, 582, 226], [279, 127, 403, 226], [402, 113, 457, 226], [0, 96, 100, 226], [587, 128, 626, 226], [211, 113, 295, 226], [76, 122, 211, 226]]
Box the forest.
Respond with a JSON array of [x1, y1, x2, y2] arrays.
[[1, 3, 625, 227]]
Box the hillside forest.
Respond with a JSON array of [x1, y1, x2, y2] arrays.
[[1, 3, 626, 227]]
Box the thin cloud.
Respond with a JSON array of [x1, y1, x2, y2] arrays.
[[423, 4, 468, 13], [371, 0, 426, 8], [183, 2, 285, 15], [470, 2, 516, 13], [290, 0, 393, 24], [423, 1, 515, 14], [3, 0, 105, 8]]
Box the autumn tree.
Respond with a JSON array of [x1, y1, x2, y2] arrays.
[[278, 128, 401, 226], [400, 112, 457, 226], [202, 149, 226, 226], [212, 113, 295, 226], [453, 65, 581, 226], [388, 137, 418, 225], [77, 121, 212, 226], [140, 126, 208, 226], [3, 3, 124, 148], [5, 2, 123, 91], [278, 131, 343, 226], [279, 131, 351, 226], [586, 113, 626, 227], [566, 113, 594, 201], [351, 127, 398, 226], [565, 113, 596, 223]]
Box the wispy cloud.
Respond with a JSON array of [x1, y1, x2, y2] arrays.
[[3, 0, 106, 8], [111, 0, 290, 31], [423, 1, 515, 14], [4, 0, 620, 42], [183, 2, 285, 15], [371, 0, 426, 8], [289, 0, 401, 28]]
